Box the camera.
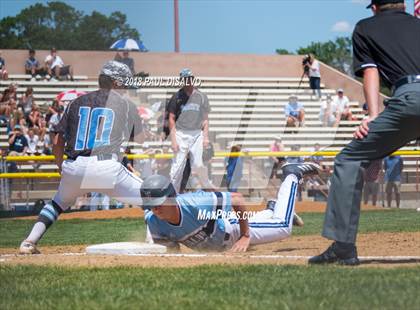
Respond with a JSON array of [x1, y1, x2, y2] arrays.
[[302, 55, 311, 74]]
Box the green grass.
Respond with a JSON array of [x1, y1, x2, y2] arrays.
[[1, 264, 419, 310], [0, 209, 418, 248], [0, 218, 147, 248]]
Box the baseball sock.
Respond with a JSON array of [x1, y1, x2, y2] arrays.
[[26, 201, 63, 244], [273, 174, 299, 221]]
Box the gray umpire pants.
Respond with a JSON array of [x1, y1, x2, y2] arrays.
[[322, 83, 420, 244]]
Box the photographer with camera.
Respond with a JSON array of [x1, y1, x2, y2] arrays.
[[302, 54, 322, 99]]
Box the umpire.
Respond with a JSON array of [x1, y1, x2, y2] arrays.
[[309, 0, 420, 265]]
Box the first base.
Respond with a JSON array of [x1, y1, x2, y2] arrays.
[[86, 242, 167, 255]]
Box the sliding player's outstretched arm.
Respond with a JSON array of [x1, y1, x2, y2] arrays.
[[229, 192, 250, 252]]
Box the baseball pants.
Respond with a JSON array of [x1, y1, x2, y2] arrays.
[[170, 130, 212, 192], [225, 174, 299, 247], [53, 155, 143, 210], [322, 83, 420, 244]]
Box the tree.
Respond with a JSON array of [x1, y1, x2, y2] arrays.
[[275, 48, 293, 55], [0, 1, 142, 50], [297, 37, 353, 75], [276, 37, 353, 75]]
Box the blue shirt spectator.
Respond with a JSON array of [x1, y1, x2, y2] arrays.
[[25, 53, 39, 70], [384, 156, 403, 182], [8, 125, 29, 154], [285, 101, 304, 118]]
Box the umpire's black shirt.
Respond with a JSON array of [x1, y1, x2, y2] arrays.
[[353, 9, 420, 88]]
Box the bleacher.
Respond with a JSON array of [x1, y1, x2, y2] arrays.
[[1, 74, 419, 204]]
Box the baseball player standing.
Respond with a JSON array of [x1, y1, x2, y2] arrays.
[[140, 163, 319, 252], [168, 68, 215, 192], [19, 61, 145, 254], [310, 0, 420, 265]]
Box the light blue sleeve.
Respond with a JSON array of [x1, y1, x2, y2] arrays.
[[178, 191, 232, 214], [144, 210, 168, 239], [284, 104, 291, 116]]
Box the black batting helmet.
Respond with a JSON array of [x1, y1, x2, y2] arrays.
[[140, 175, 176, 210]]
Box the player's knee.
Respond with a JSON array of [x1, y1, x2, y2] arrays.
[[37, 201, 63, 228]]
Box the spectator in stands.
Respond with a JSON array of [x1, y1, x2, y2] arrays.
[[383, 155, 404, 208], [154, 147, 171, 177], [48, 104, 64, 129], [18, 87, 34, 118], [1, 83, 18, 105], [46, 100, 60, 123], [48, 104, 64, 141], [25, 128, 39, 155], [115, 51, 135, 74], [37, 117, 48, 140], [333, 89, 353, 121], [285, 95, 305, 127], [121, 148, 140, 176], [0, 84, 18, 127], [8, 125, 28, 155], [363, 159, 382, 206], [135, 148, 154, 179], [319, 95, 337, 127], [90, 192, 110, 211], [25, 50, 45, 81], [28, 104, 42, 129], [44, 48, 74, 81], [0, 107, 8, 127], [269, 137, 285, 179], [310, 143, 326, 168], [0, 51, 9, 80], [40, 130, 52, 155], [306, 54, 321, 99], [287, 145, 304, 201], [287, 144, 304, 164], [224, 145, 244, 192]]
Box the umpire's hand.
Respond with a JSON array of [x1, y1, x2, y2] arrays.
[[354, 116, 376, 140]]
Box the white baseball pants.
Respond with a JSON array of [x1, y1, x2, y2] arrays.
[[224, 174, 299, 247], [53, 156, 143, 210], [170, 130, 213, 192]]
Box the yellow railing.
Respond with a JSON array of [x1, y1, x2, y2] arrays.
[[1, 150, 419, 179]]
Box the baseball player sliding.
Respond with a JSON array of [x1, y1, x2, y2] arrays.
[[19, 61, 145, 254], [141, 162, 319, 252]]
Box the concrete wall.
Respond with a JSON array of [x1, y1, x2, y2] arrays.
[[1, 49, 377, 103]]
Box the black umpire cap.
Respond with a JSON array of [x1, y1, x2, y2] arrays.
[[366, 0, 404, 9]]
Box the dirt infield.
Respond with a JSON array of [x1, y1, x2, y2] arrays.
[[2, 202, 414, 268], [9, 201, 383, 221], [1, 232, 419, 268]]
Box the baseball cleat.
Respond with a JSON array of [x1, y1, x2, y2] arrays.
[[308, 242, 360, 266], [265, 200, 276, 212], [293, 213, 304, 227], [281, 162, 321, 181], [19, 240, 40, 255]]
